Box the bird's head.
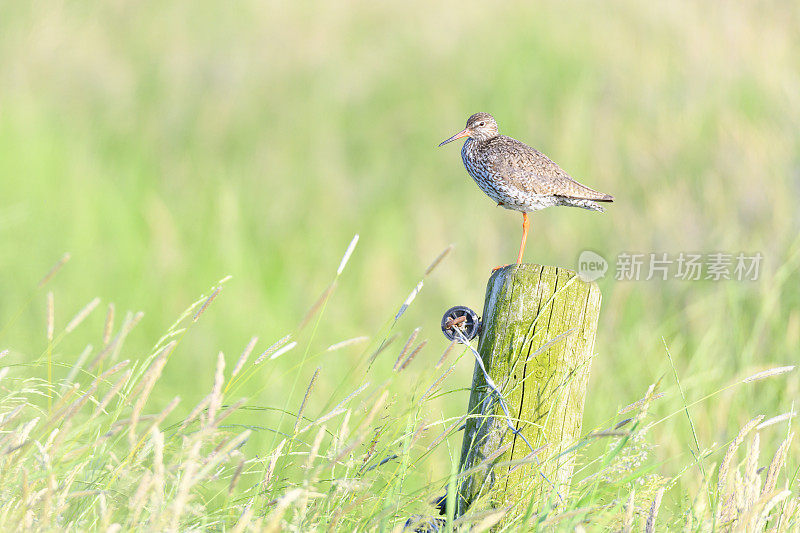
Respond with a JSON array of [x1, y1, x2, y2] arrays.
[[438, 112, 499, 146]]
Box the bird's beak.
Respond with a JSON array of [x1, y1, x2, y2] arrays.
[[438, 128, 471, 147]]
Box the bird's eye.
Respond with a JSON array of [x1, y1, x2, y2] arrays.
[[478, 121, 485, 127]]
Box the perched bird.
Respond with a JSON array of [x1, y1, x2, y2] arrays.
[[439, 112, 613, 264]]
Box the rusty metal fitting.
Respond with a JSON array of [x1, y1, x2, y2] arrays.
[[440, 306, 481, 342]]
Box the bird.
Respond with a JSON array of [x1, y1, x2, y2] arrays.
[[438, 112, 613, 265]]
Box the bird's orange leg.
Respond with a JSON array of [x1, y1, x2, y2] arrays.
[[492, 213, 531, 272], [516, 212, 530, 264]]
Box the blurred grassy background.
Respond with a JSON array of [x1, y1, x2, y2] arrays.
[[1, 0, 799, 503]]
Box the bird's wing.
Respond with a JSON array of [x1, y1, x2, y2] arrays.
[[488, 137, 613, 201]]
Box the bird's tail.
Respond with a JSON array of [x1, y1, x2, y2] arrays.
[[565, 198, 607, 212]]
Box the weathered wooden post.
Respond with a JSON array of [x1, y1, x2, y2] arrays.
[[454, 263, 602, 519]]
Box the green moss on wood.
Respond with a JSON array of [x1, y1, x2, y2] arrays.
[[456, 264, 602, 518]]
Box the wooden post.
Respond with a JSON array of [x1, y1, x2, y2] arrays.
[[455, 264, 602, 519]]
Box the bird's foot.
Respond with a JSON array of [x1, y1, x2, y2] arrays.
[[491, 264, 509, 272]]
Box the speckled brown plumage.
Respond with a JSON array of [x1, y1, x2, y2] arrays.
[[439, 112, 614, 264], [439, 112, 614, 213]]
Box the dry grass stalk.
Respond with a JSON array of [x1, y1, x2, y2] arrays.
[[337, 234, 359, 275], [360, 429, 381, 472], [478, 441, 513, 468], [4, 416, 38, 453], [466, 508, 507, 532], [757, 412, 796, 429], [231, 499, 255, 533], [395, 281, 423, 320], [96, 358, 130, 381], [645, 486, 664, 533], [717, 415, 764, 518], [55, 360, 129, 426], [307, 425, 326, 476], [326, 336, 369, 352], [263, 439, 287, 491], [51, 374, 80, 407], [507, 444, 549, 473], [719, 492, 736, 527], [228, 458, 246, 496], [41, 473, 55, 525], [589, 430, 630, 439], [128, 342, 173, 446], [742, 366, 795, 383], [46, 291, 55, 341], [93, 370, 132, 417], [299, 282, 335, 331], [435, 339, 457, 369], [98, 492, 112, 529], [89, 311, 144, 371], [267, 341, 297, 361], [103, 303, 115, 345], [0, 405, 24, 430], [762, 432, 793, 496], [743, 433, 761, 515], [359, 390, 388, 432], [210, 398, 247, 432], [424, 244, 453, 275], [141, 396, 180, 442], [180, 394, 211, 431], [300, 407, 345, 435], [541, 507, 597, 528], [622, 487, 635, 532], [65, 297, 100, 333], [398, 340, 427, 372], [331, 383, 370, 413], [734, 470, 747, 519], [193, 286, 221, 322], [408, 418, 428, 449], [367, 333, 398, 364], [294, 367, 320, 434], [63, 345, 95, 388], [88, 339, 120, 372], [777, 498, 799, 532], [191, 430, 251, 485], [232, 336, 258, 377], [421, 364, 456, 401], [254, 334, 292, 365], [520, 329, 576, 368], [760, 490, 792, 529], [425, 414, 468, 454], [151, 429, 166, 511], [297, 389, 361, 432], [208, 351, 226, 425], [619, 385, 664, 416], [19, 469, 29, 511], [264, 488, 303, 533], [614, 418, 633, 430], [393, 328, 419, 371], [101, 309, 140, 349], [45, 427, 67, 471], [329, 392, 388, 466], [38, 253, 70, 288], [748, 490, 792, 531], [169, 436, 204, 530]]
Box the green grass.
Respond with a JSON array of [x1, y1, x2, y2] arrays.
[[1, 0, 799, 529]]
